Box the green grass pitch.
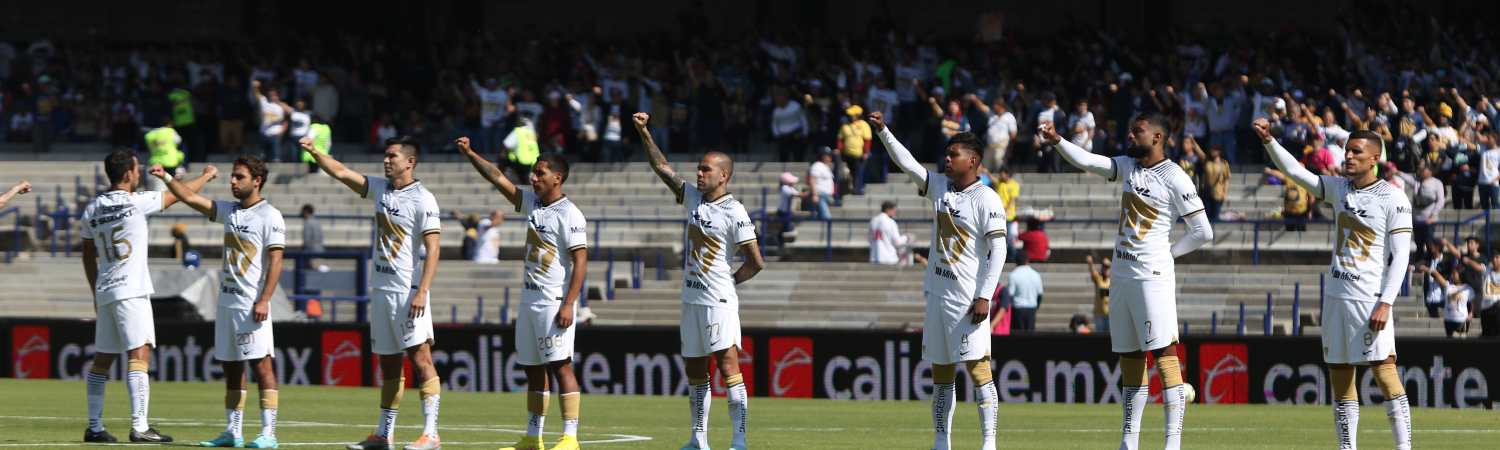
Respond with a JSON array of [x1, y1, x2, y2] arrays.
[[0, 379, 1493, 449]]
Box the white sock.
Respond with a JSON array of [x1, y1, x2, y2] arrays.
[[126, 370, 150, 433], [376, 408, 398, 439], [1163, 385, 1187, 450], [260, 409, 277, 438], [526, 412, 545, 438], [226, 408, 244, 439], [563, 418, 579, 437], [976, 382, 999, 450], [932, 383, 955, 450], [86, 372, 108, 432], [422, 395, 440, 437], [1334, 400, 1359, 450], [1119, 386, 1148, 450], [688, 382, 711, 448], [728, 382, 749, 448], [1386, 395, 1411, 450]]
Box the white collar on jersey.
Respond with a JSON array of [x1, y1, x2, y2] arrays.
[[389, 179, 422, 191], [534, 194, 569, 209], [950, 178, 985, 193]]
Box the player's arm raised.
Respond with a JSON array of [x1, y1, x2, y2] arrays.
[[0, 180, 31, 209], [733, 240, 766, 285], [152, 165, 216, 217], [1254, 117, 1324, 198], [867, 112, 929, 188], [161, 165, 218, 211], [456, 136, 523, 207], [1038, 122, 1115, 179], [300, 136, 369, 197], [632, 113, 686, 199]]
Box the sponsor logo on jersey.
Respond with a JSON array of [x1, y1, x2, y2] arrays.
[[320, 331, 363, 386], [11, 326, 51, 379], [1197, 343, 1249, 404], [769, 337, 813, 398]]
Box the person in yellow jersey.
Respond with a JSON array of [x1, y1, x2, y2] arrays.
[[634, 112, 765, 450], [837, 105, 873, 195], [506, 115, 541, 180], [993, 167, 1020, 252], [146, 118, 186, 174]]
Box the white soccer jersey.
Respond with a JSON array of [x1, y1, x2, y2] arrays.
[[677, 183, 756, 308], [1109, 156, 1204, 280], [211, 200, 287, 310], [920, 173, 1006, 311], [869, 213, 903, 264], [1318, 176, 1413, 302], [81, 190, 163, 304], [517, 190, 588, 305], [365, 176, 441, 293]]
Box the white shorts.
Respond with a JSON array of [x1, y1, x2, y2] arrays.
[[922, 301, 990, 365], [370, 289, 436, 355], [515, 299, 577, 366], [94, 296, 156, 354], [1109, 278, 1179, 353], [1321, 298, 1396, 365], [679, 303, 741, 358], [214, 308, 275, 362]]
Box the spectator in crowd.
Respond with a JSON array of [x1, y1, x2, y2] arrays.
[[144, 117, 185, 178], [1265, 167, 1312, 231], [1086, 254, 1111, 333], [837, 105, 873, 196], [869, 201, 916, 266], [772, 90, 808, 162], [458, 213, 481, 260], [1034, 92, 1062, 173], [1480, 131, 1500, 210], [1421, 264, 1474, 338], [504, 116, 540, 179], [1016, 217, 1050, 262], [1068, 314, 1093, 334], [971, 94, 1017, 173], [1418, 239, 1456, 318], [1207, 82, 1245, 165], [769, 172, 801, 246], [300, 204, 324, 254], [993, 167, 1021, 250], [171, 223, 192, 261], [1455, 246, 1500, 337], [217, 74, 250, 154], [807, 148, 836, 220], [474, 210, 503, 264], [1004, 251, 1043, 333], [1200, 144, 1231, 222], [1414, 165, 1445, 248], [1067, 98, 1095, 151], [252, 79, 289, 162]]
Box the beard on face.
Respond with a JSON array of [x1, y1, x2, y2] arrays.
[[1126, 144, 1151, 158]]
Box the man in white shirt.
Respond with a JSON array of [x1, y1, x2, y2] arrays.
[[807, 150, 836, 220], [772, 93, 808, 162], [1068, 99, 1096, 151], [252, 80, 289, 162], [472, 77, 513, 154], [1479, 132, 1500, 210], [970, 94, 1016, 173], [869, 201, 913, 265]]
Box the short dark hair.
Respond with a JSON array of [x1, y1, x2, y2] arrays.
[[1016, 249, 1031, 265], [104, 148, 138, 185], [537, 154, 571, 183], [881, 201, 897, 212], [233, 154, 269, 190], [384, 136, 421, 160], [1348, 129, 1385, 157], [945, 132, 984, 158], [301, 204, 315, 216], [1132, 113, 1171, 135]]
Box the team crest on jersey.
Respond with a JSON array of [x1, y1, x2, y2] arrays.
[[940, 199, 962, 219]]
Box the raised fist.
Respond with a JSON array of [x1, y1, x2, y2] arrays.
[[454, 137, 473, 153], [202, 165, 219, 181], [632, 112, 651, 128], [1251, 118, 1274, 143], [149, 165, 169, 180], [1036, 122, 1061, 145], [865, 112, 886, 132]]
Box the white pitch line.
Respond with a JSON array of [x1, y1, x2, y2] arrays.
[[0, 415, 652, 445]]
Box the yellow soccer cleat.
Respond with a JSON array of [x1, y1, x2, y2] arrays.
[[498, 436, 544, 450], [548, 435, 580, 450]]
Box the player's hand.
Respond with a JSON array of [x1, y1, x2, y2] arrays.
[[865, 111, 886, 132], [970, 298, 990, 324], [1369, 302, 1391, 331], [1036, 122, 1061, 145], [556, 303, 575, 328], [202, 165, 219, 181], [632, 112, 650, 129], [253, 300, 269, 322], [148, 164, 169, 180], [11, 181, 31, 195], [1085, 254, 1095, 265], [298, 136, 317, 153], [1252, 118, 1274, 143], [409, 290, 428, 319], [455, 136, 474, 154]]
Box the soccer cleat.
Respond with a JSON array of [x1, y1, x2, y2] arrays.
[[679, 445, 710, 450], [347, 434, 392, 450], [404, 434, 441, 450], [549, 435, 580, 450], [198, 431, 244, 447], [83, 428, 118, 443], [129, 427, 174, 443], [246, 435, 280, 448], [498, 436, 544, 450]]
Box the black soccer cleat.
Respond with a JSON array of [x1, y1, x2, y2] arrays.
[[83, 428, 118, 443], [129, 427, 174, 443]]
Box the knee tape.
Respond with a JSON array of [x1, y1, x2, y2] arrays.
[[932, 364, 957, 384], [560, 392, 580, 420], [127, 359, 148, 373], [528, 391, 550, 416], [966, 356, 994, 386], [260, 389, 279, 410], [1374, 362, 1406, 398], [724, 373, 744, 387], [1331, 366, 1358, 401], [225, 389, 246, 411], [1157, 355, 1183, 388], [419, 377, 441, 400], [380, 377, 405, 409], [1120, 356, 1148, 387]]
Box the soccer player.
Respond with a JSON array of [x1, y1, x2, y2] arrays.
[[1040, 114, 1213, 450], [458, 136, 589, 450], [0, 180, 31, 208], [1255, 118, 1412, 450], [302, 136, 445, 450], [633, 112, 765, 450], [150, 156, 287, 449], [80, 149, 216, 443], [868, 111, 1006, 450]]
